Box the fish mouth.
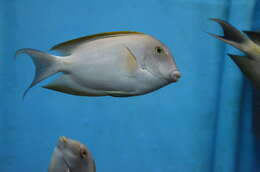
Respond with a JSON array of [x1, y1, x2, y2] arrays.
[[144, 66, 180, 84], [169, 70, 181, 82]]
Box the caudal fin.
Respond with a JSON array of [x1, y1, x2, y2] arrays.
[[208, 18, 248, 49], [15, 48, 61, 98]]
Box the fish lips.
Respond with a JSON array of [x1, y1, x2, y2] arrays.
[[169, 70, 181, 82]]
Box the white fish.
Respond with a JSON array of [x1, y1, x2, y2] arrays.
[[48, 136, 96, 172], [209, 19, 260, 88], [15, 31, 180, 98]]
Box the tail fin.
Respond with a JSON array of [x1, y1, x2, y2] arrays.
[[15, 48, 61, 98], [208, 18, 248, 49]]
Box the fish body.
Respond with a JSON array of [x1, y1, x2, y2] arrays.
[[48, 136, 96, 172], [209, 19, 260, 88], [16, 32, 180, 98]]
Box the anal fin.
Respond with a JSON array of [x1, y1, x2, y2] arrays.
[[43, 74, 105, 96], [104, 90, 132, 97], [228, 54, 253, 77]]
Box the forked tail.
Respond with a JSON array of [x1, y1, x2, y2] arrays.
[[15, 48, 62, 98], [208, 18, 249, 50]]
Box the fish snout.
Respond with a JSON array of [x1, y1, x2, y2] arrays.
[[170, 70, 181, 82]]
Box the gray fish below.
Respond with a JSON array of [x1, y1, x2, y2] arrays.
[[15, 31, 181, 98], [48, 136, 96, 172], [208, 18, 260, 88]]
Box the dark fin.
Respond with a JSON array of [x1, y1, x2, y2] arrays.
[[15, 48, 61, 99], [208, 18, 247, 46], [243, 31, 260, 45], [228, 54, 253, 77], [50, 31, 143, 55]]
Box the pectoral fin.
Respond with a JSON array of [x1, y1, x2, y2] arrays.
[[124, 46, 138, 73], [62, 155, 71, 172]]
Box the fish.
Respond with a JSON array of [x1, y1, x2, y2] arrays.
[[48, 136, 96, 172], [208, 18, 260, 88], [15, 31, 181, 98]]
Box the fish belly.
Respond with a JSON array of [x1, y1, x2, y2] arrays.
[[68, 64, 166, 96]]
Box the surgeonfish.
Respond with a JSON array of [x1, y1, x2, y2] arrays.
[[48, 136, 96, 172], [15, 31, 180, 98], [208, 18, 260, 88]]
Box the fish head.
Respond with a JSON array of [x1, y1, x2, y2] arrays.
[[57, 136, 89, 169], [142, 37, 181, 83]]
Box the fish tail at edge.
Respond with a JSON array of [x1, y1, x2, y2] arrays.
[[15, 48, 62, 99]]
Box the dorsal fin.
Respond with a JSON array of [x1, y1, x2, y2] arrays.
[[50, 31, 143, 55], [243, 31, 260, 45]]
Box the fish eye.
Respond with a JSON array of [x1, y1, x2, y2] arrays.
[[80, 149, 87, 158], [155, 46, 163, 54]]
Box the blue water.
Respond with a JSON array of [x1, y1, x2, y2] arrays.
[[1, 0, 259, 172]]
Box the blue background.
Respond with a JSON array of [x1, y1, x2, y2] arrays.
[[1, 0, 260, 172]]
